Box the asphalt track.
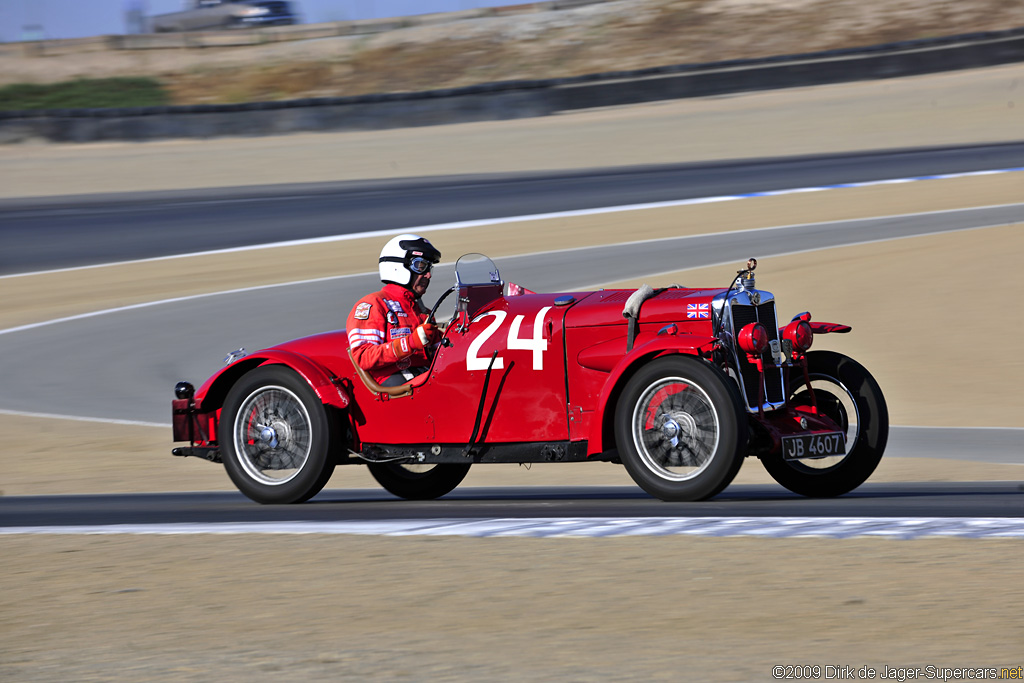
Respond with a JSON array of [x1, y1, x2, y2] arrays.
[[2, 142, 1024, 275], [2, 202, 1023, 426], [3, 148, 1022, 526], [1, 481, 1023, 530]]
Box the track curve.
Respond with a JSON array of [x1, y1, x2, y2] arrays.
[[3, 149, 1022, 522], [2, 142, 1023, 275], [1, 202, 1022, 425]]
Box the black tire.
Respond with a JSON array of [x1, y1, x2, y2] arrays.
[[219, 365, 338, 504], [761, 350, 888, 497], [614, 355, 747, 501], [367, 462, 471, 500]]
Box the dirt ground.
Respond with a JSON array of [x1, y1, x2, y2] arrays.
[[2, 534, 1022, 682], [3, 193, 1022, 679], [2, 53, 1023, 683], [4, 62, 1024, 197], [3, 0, 1024, 105]]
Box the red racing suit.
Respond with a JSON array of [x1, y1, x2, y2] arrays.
[[346, 283, 432, 383]]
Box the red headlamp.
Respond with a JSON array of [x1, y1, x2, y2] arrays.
[[783, 320, 813, 352], [737, 322, 769, 356]]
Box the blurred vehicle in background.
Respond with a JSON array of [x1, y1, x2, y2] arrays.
[[150, 0, 298, 32]]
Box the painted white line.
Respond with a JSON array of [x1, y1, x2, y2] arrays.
[[4, 166, 1022, 280], [494, 200, 1024, 263], [0, 408, 168, 429], [576, 219, 1017, 291], [0, 272, 350, 337], [2, 517, 1023, 539]]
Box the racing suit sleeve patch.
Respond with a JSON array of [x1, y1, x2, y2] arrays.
[[354, 302, 372, 320]]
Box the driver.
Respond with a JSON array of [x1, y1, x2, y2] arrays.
[[347, 234, 443, 387]]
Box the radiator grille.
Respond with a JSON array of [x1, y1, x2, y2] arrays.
[[731, 301, 785, 409]]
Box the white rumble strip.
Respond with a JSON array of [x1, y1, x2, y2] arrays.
[[2, 517, 1023, 539]]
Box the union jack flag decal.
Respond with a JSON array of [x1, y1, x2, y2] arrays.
[[687, 303, 710, 319]]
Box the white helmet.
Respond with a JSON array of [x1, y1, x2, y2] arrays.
[[378, 234, 441, 287]]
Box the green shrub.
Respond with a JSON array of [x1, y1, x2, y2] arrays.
[[0, 77, 170, 111]]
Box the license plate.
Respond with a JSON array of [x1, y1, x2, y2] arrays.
[[782, 432, 846, 460]]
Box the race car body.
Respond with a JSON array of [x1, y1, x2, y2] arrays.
[[173, 254, 888, 504]]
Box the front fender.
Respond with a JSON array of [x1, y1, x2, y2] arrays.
[[809, 321, 852, 334], [789, 312, 851, 334], [586, 333, 717, 455], [196, 350, 350, 413]]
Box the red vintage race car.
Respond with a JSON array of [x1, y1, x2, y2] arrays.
[[172, 254, 888, 504]]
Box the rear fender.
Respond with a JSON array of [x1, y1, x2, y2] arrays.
[[258, 349, 351, 410], [587, 333, 717, 455], [197, 351, 350, 413], [194, 357, 264, 413]]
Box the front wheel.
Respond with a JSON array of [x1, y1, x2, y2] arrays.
[[614, 355, 747, 501], [761, 350, 888, 497], [367, 462, 471, 500], [219, 365, 339, 504]]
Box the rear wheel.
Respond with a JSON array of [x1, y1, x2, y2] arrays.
[[367, 462, 471, 500], [219, 365, 338, 504], [614, 355, 747, 501], [761, 350, 888, 497]]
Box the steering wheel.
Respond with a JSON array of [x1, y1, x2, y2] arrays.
[[427, 285, 457, 325]]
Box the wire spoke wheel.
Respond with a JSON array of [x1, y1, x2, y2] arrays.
[[615, 356, 746, 501], [220, 366, 338, 504], [633, 378, 720, 481], [234, 385, 312, 485]]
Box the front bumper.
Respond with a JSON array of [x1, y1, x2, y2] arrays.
[[749, 407, 845, 458]]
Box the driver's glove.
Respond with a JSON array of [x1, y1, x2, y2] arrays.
[[390, 324, 440, 361], [413, 323, 440, 349]]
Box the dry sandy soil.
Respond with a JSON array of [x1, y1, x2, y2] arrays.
[[2, 0, 1024, 104], [3, 534, 1022, 681], [2, 12, 1023, 680]]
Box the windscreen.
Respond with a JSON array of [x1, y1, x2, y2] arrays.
[[455, 253, 501, 287]]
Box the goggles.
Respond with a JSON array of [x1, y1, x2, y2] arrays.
[[409, 257, 434, 275]]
